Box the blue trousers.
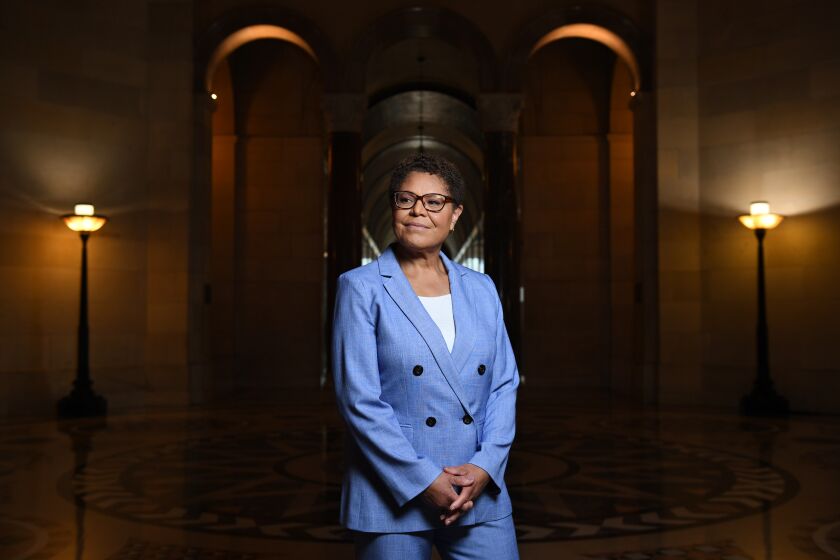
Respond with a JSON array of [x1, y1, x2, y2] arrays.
[[353, 514, 519, 560]]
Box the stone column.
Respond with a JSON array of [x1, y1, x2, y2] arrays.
[[630, 91, 660, 405], [479, 94, 524, 363], [322, 94, 365, 383], [189, 92, 214, 404]]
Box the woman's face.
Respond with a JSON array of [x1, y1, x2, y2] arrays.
[[392, 171, 463, 252]]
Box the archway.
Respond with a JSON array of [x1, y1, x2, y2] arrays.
[[530, 23, 641, 92], [509, 8, 657, 404], [204, 24, 318, 91], [191, 14, 335, 403], [348, 7, 498, 270]]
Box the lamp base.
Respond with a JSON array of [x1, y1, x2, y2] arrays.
[[740, 390, 789, 417], [57, 389, 108, 418]]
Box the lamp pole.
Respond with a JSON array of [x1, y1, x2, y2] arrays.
[[58, 204, 108, 418], [739, 202, 789, 416]]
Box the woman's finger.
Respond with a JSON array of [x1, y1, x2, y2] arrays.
[[443, 484, 460, 504], [443, 500, 473, 524], [449, 475, 475, 487], [443, 510, 461, 525], [449, 486, 474, 511]]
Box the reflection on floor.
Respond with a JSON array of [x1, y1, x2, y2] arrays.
[[1, 393, 839, 559]]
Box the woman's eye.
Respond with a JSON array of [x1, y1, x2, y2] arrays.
[[426, 200, 442, 209]]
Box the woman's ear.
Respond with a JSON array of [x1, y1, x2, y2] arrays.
[[450, 204, 463, 231]]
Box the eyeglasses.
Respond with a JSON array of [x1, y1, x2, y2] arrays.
[[392, 191, 456, 213]]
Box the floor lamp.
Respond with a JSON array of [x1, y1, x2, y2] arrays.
[[738, 201, 789, 416], [57, 203, 109, 418]]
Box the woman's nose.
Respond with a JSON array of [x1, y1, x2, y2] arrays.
[[409, 198, 426, 215]]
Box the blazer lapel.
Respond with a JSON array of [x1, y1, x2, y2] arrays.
[[440, 250, 477, 376], [379, 243, 475, 417]]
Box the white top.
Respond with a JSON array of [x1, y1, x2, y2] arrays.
[[418, 294, 456, 352]]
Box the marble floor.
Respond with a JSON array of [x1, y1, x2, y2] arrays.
[[2, 392, 839, 559]]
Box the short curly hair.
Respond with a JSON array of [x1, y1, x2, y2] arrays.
[[388, 153, 465, 206]]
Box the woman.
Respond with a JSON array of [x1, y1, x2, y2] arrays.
[[332, 153, 520, 559]]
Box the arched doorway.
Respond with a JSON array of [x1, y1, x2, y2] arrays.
[[509, 9, 656, 403], [193, 16, 336, 403], [360, 78, 485, 265], [347, 7, 499, 270]]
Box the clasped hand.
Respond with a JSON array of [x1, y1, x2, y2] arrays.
[[420, 464, 490, 525]]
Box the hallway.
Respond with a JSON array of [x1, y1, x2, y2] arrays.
[[2, 393, 838, 559]]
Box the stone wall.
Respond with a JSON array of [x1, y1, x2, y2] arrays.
[[0, 1, 194, 417], [657, 0, 840, 413], [657, 0, 704, 406], [3, 0, 837, 418]]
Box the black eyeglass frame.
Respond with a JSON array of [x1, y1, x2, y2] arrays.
[[392, 190, 458, 213]]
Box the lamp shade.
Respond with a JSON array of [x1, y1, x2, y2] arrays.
[[62, 203, 108, 232], [738, 201, 783, 230]]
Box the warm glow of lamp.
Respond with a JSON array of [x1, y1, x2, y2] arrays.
[[62, 203, 108, 232], [739, 201, 783, 230]]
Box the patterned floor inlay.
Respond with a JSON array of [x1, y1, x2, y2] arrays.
[[814, 519, 840, 559], [106, 538, 268, 560], [0, 515, 71, 560], [509, 429, 797, 541], [586, 540, 753, 559], [56, 423, 798, 542], [792, 517, 840, 559], [2, 402, 839, 557]]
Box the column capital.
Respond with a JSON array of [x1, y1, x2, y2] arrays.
[[478, 93, 524, 133], [322, 93, 367, 133]]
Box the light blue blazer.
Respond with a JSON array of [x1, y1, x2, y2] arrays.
[[331, 241, 519, 533]]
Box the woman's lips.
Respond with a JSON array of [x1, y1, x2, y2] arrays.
[[406, 223, 429, 229]]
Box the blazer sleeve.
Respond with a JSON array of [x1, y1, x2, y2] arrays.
[[331, 273, 442, 508], [467, 273, 520, 492]]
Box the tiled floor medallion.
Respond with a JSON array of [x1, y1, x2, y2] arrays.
[[791, 517, 840, 559], [58, 427, 797, 542], [0, 514, 71, 560], [106, 538, 271, 560], [585, 540, 753, 559], [506, 429, 797, 541]]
